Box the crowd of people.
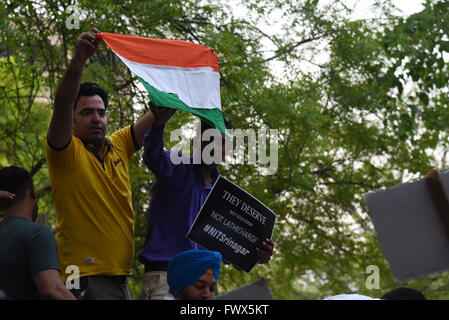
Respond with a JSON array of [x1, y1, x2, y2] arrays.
[[0, 28, 273, 300], [0, 28, 425, 301]]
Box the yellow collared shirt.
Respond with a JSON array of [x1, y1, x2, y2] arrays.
[[46, 125, 138, 280]]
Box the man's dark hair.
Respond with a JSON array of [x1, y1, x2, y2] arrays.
[[74, 82, 109, 111], [200, 115, 232, 135], [381, 287, 426, 300], [0, 166, 33, 211]]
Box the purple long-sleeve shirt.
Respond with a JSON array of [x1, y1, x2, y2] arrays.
[[138, 125, 219, 264]]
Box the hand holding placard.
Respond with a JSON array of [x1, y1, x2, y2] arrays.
[[187, 176, 277, 272]]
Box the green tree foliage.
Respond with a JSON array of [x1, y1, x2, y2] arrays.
[[1, 0, 449, 299]]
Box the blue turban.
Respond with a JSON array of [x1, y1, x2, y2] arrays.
[[167, 250, 222, 292]]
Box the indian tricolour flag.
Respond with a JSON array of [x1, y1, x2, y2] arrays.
[[98, 32, 227, 133]]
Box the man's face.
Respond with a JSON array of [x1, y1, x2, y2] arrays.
[[174, 273, 217, 300], [73, 95, 107, 146]]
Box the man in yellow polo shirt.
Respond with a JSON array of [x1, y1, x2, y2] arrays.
[[46, 28, 174, 300]]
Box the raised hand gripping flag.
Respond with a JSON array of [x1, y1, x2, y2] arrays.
[[98, 32, 226, 133]]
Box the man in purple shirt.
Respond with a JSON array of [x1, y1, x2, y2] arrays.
[[139, 107, 274, 300]]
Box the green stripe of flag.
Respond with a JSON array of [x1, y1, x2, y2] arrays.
[[138, 76, 228, 135]]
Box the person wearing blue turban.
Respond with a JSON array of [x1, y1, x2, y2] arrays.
[[167, 250, 222, 300]]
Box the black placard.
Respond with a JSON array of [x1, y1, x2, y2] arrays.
[[186, 176, 277, 272]]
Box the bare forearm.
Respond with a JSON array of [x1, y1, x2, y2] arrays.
[[54, 55, 85, 113], [47, 28, 100, 149], [41, 283, 76, 300], [134, 105, 177, 148], [133, 109, 155, 148], [47, 55, 85, 148], [54, 27, 99, 112], [35, 269, 77, 300]]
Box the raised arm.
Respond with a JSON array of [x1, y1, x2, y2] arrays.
[[47, 28, 101, 149], [133, 103, 176, 149]]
